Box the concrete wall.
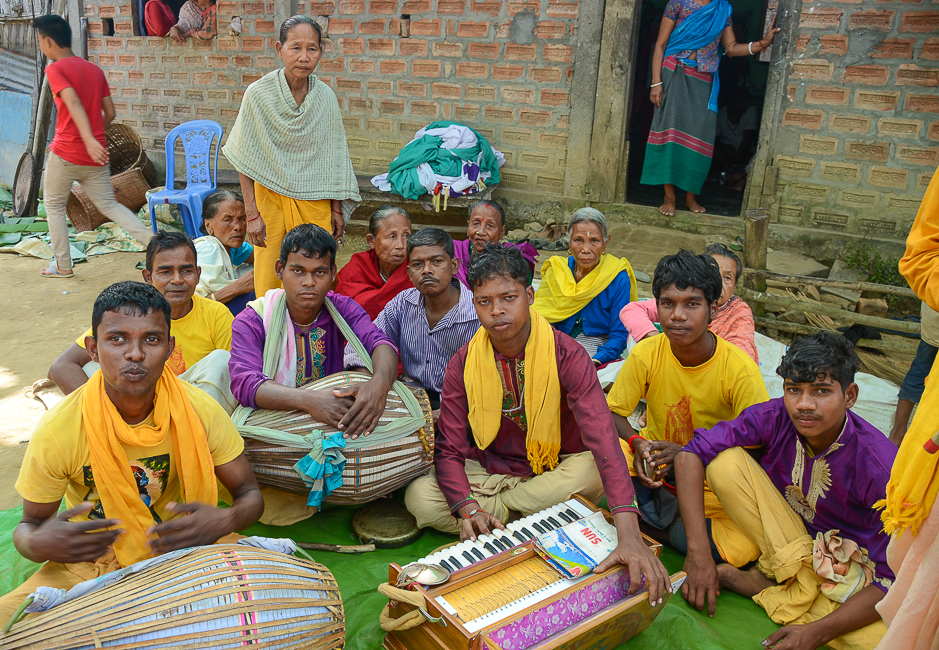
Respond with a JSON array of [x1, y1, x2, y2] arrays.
[[772, 2, 939, 240], [0, 89, 31, 187]]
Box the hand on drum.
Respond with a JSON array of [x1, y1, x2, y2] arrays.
[[21, 502, 123, 564], [298, 388, 355, 428], [334, 378, 390, 440], [147, 501, 233, 555], [457, 505, 506, 542]]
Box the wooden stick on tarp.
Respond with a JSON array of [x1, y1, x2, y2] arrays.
[[743, 268, 917, 299], [753, 317, 919, 354]]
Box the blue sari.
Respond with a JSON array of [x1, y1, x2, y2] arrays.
[[664, 0, 733, 112]]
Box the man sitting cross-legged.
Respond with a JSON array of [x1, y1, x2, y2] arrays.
[[229, 223, 399, 525], [607, 249, 769, 567], [405, 243, 670, 604], [344, 227, 480, 413], [0, 281, 264, 623], [677, 332, 895, 650], [49, 231, 236, 412]]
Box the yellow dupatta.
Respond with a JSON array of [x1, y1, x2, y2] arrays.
[[81, 367, 217, 566], [465, 308, 562, 475], [532, 254, 638, 323]]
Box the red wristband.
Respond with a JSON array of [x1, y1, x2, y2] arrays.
[[247, 214, 260, 222], [627, 434, 645, 450]]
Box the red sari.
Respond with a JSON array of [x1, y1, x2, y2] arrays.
[[335, 249, 413, 320]]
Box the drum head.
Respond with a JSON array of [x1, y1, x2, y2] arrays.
[[351, 500, 422, 549], [13, 152, 37, 219]]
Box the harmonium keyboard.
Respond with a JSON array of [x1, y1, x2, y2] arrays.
[[383, 495, 687, 650]]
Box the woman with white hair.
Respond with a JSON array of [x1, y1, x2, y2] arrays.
[[533, 208, 637, 365]]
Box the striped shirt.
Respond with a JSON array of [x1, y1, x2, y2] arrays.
[[344, 282, 480, 393]]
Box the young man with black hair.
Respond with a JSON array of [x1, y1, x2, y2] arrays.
[[49, 231, 235, 410], [33, 14, 152, 279], [405, 243, 671, 606], [677, 332, 895, 650], [228, 224, 399, 524], [607, 249, 769, 567], [1, 281, 263, 623], [343, 227, 480, 411]]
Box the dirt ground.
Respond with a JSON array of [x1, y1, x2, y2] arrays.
[[0, 224, 716, 510]]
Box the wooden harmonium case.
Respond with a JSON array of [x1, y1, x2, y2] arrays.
[[383, 495, 686, 650]]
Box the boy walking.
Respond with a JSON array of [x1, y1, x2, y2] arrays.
[[34, 14, 152, 279]]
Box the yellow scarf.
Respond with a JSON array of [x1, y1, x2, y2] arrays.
[[879, 373, 939, 537], [81, 367, 217, 566], [465, 308, 562, 475], [532, 254, 639, 323]]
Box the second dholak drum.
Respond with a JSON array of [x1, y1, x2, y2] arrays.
[[240, 371, 435, 505]]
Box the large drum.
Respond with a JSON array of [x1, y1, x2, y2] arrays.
[[240, 371, 435, 505], [1, 543, 344, 649]]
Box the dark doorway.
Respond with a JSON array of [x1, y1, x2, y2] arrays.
[[625, 0, 771, 217]]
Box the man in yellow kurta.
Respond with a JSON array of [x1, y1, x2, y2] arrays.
[[874, 169, 939, 650], [607, 249, 769, 567], [48, 231, 236, 412], [0, 281, 264, 624]]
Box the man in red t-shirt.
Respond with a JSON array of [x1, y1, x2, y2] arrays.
[[34, 15, 152, 279]]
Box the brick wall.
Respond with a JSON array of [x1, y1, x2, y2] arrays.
[[774, 3, 939, 239], [82, 0, 578, 196]]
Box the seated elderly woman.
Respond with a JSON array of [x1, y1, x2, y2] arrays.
[[335, 205, 413, 319], [533, 208, 638, 366], [620, 242, 758, 362], [453, 199, 538, 286], [194, 190, 255, 316]]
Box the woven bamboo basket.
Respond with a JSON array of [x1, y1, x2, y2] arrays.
[[242, 372, 435, 505], [106, 122, 158, 185], [0, 545, 345, 649], [66, 168, 151, 232]]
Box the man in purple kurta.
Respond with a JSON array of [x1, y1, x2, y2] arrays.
[[405, 243, 670, 605], [452, 199, 538, 286], [677, 332, 894, 650], [229, 224, 399, 525]]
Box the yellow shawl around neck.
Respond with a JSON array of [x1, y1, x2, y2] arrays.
[[81, 367, 216, 566], [533, 254, 638, 323], [465, 308, 561, 475]]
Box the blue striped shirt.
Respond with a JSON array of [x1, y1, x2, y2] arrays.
[[344, 282, 480, 393]]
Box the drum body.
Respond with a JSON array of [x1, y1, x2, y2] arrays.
[[242, 373, 435, 505], [2, 545, 345, 650]]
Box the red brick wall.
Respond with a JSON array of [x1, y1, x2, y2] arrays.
[[83, 0, 577, 196], [776, 3, 939, 238]]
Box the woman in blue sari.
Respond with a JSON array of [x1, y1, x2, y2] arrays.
[[642, 0, 779, 217]]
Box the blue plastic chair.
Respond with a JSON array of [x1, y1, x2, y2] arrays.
[[148, 120, 223, 238]]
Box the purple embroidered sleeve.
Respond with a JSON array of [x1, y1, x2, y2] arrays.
[[229, 309, 269, 409]]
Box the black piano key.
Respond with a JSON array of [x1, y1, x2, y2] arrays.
[[449, 556, 462, 569], [565, 509, 580, 521], [462, 551, 476, 564], [556, 510, 573, 523], [538, 519, 554, 530], [490, 537, 506, 551], [439, 559, 454, 573], [495, 536, 512, 550], [483, 542, 498, 555], [513, 531, 528, 543], [500, 535, 516, 548], [531, 521, 546, 534], [471, 547, 486, 561], [521, 526, 535, 539], [547, 516, 562, 529]]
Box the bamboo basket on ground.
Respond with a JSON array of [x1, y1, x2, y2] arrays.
[[65, 167, 151, 232], [106, 122, 158, 185], [0, 544, 345, 649], [240, 372, 435, 505]]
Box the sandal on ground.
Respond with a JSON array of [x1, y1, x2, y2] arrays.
[[39, 264, 74, 279]]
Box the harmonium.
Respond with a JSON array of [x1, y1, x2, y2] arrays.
[[383, 495, 686, 650]]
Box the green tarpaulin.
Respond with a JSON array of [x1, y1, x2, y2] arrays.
[[0, 497, 785, 650]]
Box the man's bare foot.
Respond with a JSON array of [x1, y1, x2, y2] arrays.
[[659, 200, 676, 216], [685, 194, 707, 213], [716, 563, 775, 597]]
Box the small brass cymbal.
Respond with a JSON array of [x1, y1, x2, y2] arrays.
[[351, 500, 422, 550]]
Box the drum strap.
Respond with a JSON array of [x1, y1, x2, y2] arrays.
[[377, 583, 432, 632]]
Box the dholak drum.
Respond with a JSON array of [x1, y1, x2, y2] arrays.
[[240, 372, 435, 505], [1, 543, 344, 649]]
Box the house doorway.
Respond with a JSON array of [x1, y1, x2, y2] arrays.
[[625, 0, 772, 217]]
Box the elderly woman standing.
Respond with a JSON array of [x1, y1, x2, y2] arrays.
[[223, 15, 361, 297], [453, 199, 538, 286], [335, 206, 413, 319], [194, 190, 255, 316], [620, 242, 758, 362], [533, 208, 638, 366]]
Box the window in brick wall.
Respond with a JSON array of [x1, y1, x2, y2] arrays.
[[101, 17, 114, 36], [400, 14, 409, 37]]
